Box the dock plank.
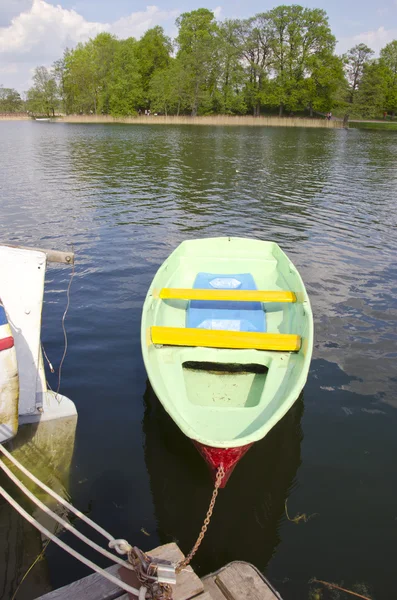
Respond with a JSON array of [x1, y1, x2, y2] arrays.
[[35, 543, 204, 600], [214, 562, 281, 600], [202, 575, 228, 600]]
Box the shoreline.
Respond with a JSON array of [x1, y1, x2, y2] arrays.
[[0, 114, 342, 128]]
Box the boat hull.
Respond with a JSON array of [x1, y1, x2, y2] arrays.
[[141, 237, 313, 483], [0, 303, 19, 442], [193, 441, 253, 487]]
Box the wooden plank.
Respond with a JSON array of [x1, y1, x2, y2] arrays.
[[35, 543, 204, 600], [118, 592, 213, 600], [215, 562, 281, 600], [0, 243, 74, 264], [34, 563, 122, 600], [151, 327, 301, 352], [158, 288, 296, 303], [202, 575, 229, 600]]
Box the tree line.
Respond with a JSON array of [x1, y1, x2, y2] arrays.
[[2, 6, 397, 119]]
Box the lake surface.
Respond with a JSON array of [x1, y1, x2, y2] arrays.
[[1, 122, 397, 600]]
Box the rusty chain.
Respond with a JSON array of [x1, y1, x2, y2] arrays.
[[126, 465, 225, 599], [127, 546, 173, 599], [176, 465, 225, 574]]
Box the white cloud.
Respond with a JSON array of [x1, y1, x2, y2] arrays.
[[353, 26, 397, 52], [111, 5, 178, 39], [337, 25, 397, 54], [0, 0, 179, 90], [213, 6, 222, 20]]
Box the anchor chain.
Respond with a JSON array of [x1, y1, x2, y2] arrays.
[[176, 465, 225, 573], [127, 546, 174, 599], [111, 465, 225, 599]]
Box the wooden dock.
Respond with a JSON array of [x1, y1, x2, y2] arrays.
[[35, 543, 282, 600]]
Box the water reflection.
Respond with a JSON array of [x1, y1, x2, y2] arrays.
[[142, 382, 303, 575]]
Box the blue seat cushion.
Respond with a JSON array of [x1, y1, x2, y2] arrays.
[[186, 273, 266, 332]]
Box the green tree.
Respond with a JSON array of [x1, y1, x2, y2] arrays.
[[233, 15, 273, 116], [0, 86, 23, 112], [217, 20, 247, 114], [62, 33, 118, 114], [26, 66, 58, 115], [380, 40, 397, 116], [108, 38, 143, 116], [176, 8, 220, 116], [268, 5, 336, 115], [356, 60, 387, 117], [137, 26, 172, 100], [344, 43, 374, 104]]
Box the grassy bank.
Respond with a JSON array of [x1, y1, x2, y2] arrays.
[[57, 114, 343, 128], [349, 120, 397, 130]]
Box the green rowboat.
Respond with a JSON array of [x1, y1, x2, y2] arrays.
[[141, 237, 313, 485]]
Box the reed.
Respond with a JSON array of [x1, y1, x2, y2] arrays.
[[58, 114, 343, 128]]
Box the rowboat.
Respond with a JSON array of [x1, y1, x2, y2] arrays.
[[141, 237, 313, 486], [0, 300, 19, 442]]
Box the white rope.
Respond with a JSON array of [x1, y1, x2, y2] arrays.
[[0, 444, 114, 542], [0, 459, 134, 571], [0, 487, 142, 597]]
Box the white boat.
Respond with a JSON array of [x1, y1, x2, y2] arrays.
[[0, 244, 77, 441]]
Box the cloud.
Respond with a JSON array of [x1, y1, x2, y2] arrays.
[[213, 6, 222, 20], [111, 5, 179, 39], [352, 26, 397, 52], [337, 25, 397, 54], [0, 0, 179, 90], [0, 0, 32, 27]]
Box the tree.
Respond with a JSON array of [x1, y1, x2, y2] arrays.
[[62, 33, 118, 115], [0, 86, 23, 112], [303, 52, 345, 115], [233, 15, 273, 116], [216, 20, 247, 114], [356, 61, 387, 117], [268, 5, 337, 115], [380, 40, 397, 116], [136, 26, 172, 99], [26, 67, 58, 115], [176, 9, 220, 116], [344, 43, 374, 104], [108, 38, 143, 116]]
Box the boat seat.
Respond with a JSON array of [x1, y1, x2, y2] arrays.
[[159, 288, 296, 303], [151, 326, 301, 352], [186, 273, 266, 333]]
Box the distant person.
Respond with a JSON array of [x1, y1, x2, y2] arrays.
[[144, 109, 148, 116], [383, 111, 387, 120], [138, 108, 142, 116]]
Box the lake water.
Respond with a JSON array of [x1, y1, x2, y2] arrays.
[[1, 121, 397, 600]]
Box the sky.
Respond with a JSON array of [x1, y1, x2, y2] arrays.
[[0, 0, 397, 93]]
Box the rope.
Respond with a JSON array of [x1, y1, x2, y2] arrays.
[[0, 444, 115, 542], [0, 487, 142, 597], [176, 465, 225, 573], [0, 458, 134, 571], [56, 253, 75, 396], [0, 445, 176, 599]]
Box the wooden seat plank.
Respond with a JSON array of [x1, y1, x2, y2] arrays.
[[158, 288, 296, 303], [151, 327, 301, 352]]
